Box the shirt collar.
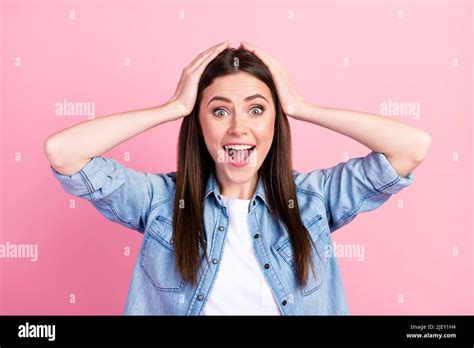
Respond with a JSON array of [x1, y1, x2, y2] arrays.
[[204, 170, 269, 209]]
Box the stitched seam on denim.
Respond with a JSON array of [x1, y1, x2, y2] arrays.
[[279, 219, 325, 255], [275, 239, 291, 259], [140, 233, 183, 292], [295, 187, 325, 203], [305, 214, 322, 228], [276, 241, 322, 296], [295, 188, 330, 226], [78, 167, 141, 230], [205, 211, 226, 301], [149, 219, 173, 249], [274, 236, 289, 255], [253, 208, 264, 243], [141, 175, 148, 231], [265, 259, 292, 313], [330, 190, 383, 229], [141, 233, 182, 291], [376, 175, 401, 192], [253, 212, 291, 312], [105, 200, 141, 230], [305, 232, 327, 295], [150, 193, 174, 214], [78, 170, 94, 196], [156, 215, 172, 225], [305, 215, 326, 252], [191, 208, 222, 315], [191, 258, 212, 315], [302, 259, 324, 296], [328, 176, 400, 229], [362, 153, 402, 192], [364, 155, 402, 192]]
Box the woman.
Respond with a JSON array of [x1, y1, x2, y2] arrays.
[[44, 40, 431, 315]]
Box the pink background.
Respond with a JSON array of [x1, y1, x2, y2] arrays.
[[1, 0, 472, 315]]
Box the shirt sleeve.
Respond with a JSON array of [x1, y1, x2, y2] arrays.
[[49, 156, 175, 233], [295, 151, 415, 234]]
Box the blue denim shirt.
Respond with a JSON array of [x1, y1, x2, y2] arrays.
[[50, 151, 414, 315]]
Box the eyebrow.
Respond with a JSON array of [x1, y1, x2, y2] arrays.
[[207, 94, 269, 106]]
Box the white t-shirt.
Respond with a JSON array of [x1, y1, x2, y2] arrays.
[[203, 195, 282, 315]]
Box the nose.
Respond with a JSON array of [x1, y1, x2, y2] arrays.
[[227, 113, 248, 136]]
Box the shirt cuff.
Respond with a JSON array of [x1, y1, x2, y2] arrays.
[[362, 151, 415, 195], [50, 157, 109, 196]]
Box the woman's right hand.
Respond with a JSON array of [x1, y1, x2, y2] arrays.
[[167, 40, 231, 119]]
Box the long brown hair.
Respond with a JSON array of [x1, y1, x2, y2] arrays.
[[173, 47, 318, 288]]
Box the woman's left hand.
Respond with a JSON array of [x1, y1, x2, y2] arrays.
[[239, 41, 306, 120]]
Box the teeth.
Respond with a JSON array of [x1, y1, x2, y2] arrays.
[[224, 144, 254, 151]]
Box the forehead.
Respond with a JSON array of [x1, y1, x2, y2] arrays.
[[202, 72, 272, 101]]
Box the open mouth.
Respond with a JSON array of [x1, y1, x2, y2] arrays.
[[222, 144, 256, 162]]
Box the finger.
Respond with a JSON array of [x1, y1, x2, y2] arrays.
[[189, 40, 227, 66], [240, 41, 285, 72], [241, 41, 281, 68], [188, 40, 230, 71], [190, 40, 230, 74]]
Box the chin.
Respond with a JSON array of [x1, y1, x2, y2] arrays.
[[227, 169, 257, 182], [218, 162, 261, 183]]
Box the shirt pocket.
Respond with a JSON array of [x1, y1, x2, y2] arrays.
[[140, 215, 185, 292], [274, 214, 330, 296]]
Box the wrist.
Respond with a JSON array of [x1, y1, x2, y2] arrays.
[[293, 102, 323, 124], [150, 102, 179, 125], [287, 101, 312, 122]]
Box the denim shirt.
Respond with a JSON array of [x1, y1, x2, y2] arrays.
[[50, 151, 414, 315]]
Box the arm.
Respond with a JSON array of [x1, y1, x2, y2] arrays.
[[44, 101, 181, 176], [239, 41, 432, 178], [46, 41, 231, 233], [295, 103, 432, 178], [44, 40, 231, 176]]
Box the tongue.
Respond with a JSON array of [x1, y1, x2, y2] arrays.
[[229, 149, 251, 163]]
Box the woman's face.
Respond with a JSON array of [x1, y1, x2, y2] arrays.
[[199, 71, 276, 191]]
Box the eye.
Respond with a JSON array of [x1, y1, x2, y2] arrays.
[[250, 105, 265, 115], [212, 108, 229, 118]]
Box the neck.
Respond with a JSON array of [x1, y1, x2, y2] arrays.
[[215, 170, 258, 200]]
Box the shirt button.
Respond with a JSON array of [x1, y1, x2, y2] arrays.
[[253, 233, 259, 239], [197, 294, 204, 301], [212, 258, 219, 264], [170, 238, 174, 245], [218, 226, 225, 231], [264, 263, 270, 269], [282, 300, 288, 306]]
